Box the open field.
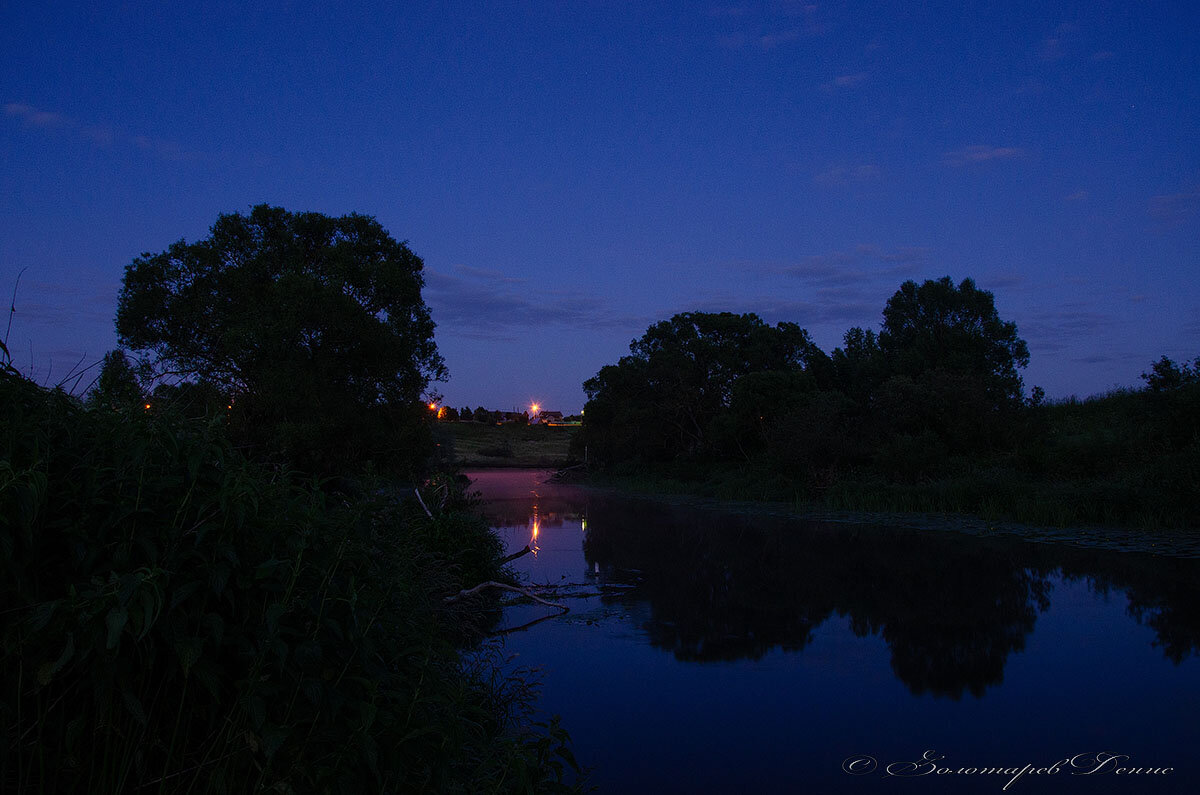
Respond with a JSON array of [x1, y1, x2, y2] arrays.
[[434, 421, 578, 467]]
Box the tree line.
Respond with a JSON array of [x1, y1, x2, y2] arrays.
[[578, 277, 1031, 473], [576, 278, 1199, 528]]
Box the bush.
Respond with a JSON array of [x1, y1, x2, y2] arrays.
[[0, 368, 578, 793]]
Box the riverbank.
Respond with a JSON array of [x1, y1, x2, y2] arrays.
[[581, 468, 1200, 558], [435, 421, 578, 468], [1, 369, 581, 793]]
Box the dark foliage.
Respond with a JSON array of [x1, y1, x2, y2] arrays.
[[581, 280, 1028, 477], [1142, 354, 1200, 392], [579, 279, 1198, 528], [85, 349, 144, 412], [578, 311, 828, 464], [0, 368, 579, 793], [116, 205, 446, 477], [878, 276, 1029, 409]]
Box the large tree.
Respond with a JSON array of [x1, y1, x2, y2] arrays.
[[116, 205, 446, 473], [878, 276, 1029, 408], [580, 312, 828, 463]]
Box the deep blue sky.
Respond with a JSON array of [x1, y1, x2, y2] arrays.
[[3, 1, 1198, 413]]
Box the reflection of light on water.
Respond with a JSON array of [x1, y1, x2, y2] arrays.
[[530, 502, 540, 556]]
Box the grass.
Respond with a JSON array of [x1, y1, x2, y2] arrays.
[[0, 368, 583, 793], [435, 422, 578, 468]]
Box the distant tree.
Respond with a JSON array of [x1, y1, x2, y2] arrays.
[[86, 350, 144, 411], [460, 406, 472, 421], [473, 406, 490, 423], [878, 277, 1029, 409], [440, 406, 460, 422], [831, 327, 887, 401], [514, 411, 529, 426], [1142, 355, 1199, 392], [1139, 354, 1200, 455], [116, 205, 445, 474], [580, 312, 828, 463]]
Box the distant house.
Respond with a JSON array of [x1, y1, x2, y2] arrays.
[[537, 411, 581, 426]]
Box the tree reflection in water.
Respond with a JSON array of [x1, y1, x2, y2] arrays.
[[572, 496, 1199, 700]]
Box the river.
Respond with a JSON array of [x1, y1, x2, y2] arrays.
[[468, 469, 1200, 794]]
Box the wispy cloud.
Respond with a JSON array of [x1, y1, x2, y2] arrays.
[[684, 293, 880, 328], [1039, 37, 1065, 61], [1040, 23, 1078, 61], [4, 101, 194, 161], [1017, 306, 1116, 352], [4, 102, 68, 128], [717, 32, 749, 48], [706, 5, 747, 17], [713, 2, 825, 50], [8, 279, 117, 327], [1148, 188, 1200, 229], [440, 263, 523, 284], [759, 29, 801, 49], [692, 245, 932, 330], [719, 28, 806, 50], [776, 244, 930, 286], [943, 145, 1026, 167], [424, 265, 647, 340], [982, 274, 1026, 290], [813, 163, 880, 186], [820, 72, 868, 91]]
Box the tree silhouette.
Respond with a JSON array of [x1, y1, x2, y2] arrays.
[[116, 205, 444, 474]]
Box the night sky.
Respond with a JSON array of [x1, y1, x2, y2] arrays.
[[3, 1, 1197, 414]]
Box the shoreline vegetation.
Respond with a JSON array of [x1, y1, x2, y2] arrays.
[[440, 393, 1200, 543], [1, 207, 582, 793], [0, 366, 581, 793], [578, 468, 1200, 559], [572, 279, 1200, 535]]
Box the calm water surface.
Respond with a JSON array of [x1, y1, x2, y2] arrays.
[[468, 469, 1200, 794]]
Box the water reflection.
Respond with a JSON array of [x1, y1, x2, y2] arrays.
[[472, 472, 1200, 700], [580, 500, 1062, 698]]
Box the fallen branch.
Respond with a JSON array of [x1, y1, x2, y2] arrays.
[[413, 488, 433, 518], [525, 581, 637, 590], [444, 581, 569, 612], [548, 463, 588, 482], [492, 612, 564, 636], [499, 545, 532, 565]]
